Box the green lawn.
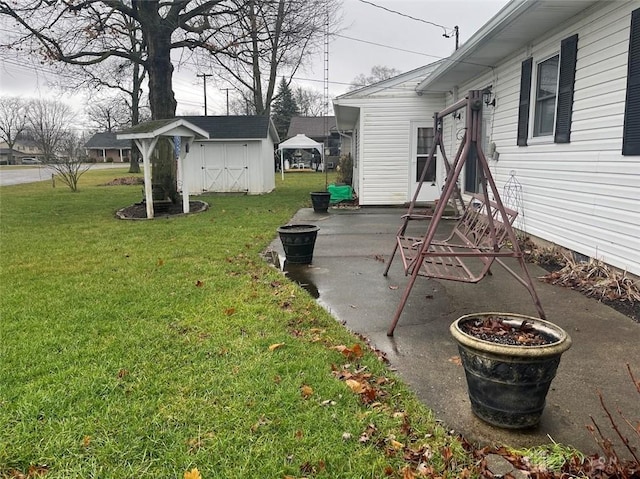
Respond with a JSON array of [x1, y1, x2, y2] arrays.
[[1, 169, 474, 478]]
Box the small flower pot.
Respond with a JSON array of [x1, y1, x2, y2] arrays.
[[310, 191, 331, 213], [277, 224, 320, 264], [450, 312, 572, 429]]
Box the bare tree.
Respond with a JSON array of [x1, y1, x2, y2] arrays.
[[0, 0, 245, 203], [0, 96, 29, 164], [348, 65, 402, 91], [26, 99, 73, 163], [293, 87, 324, 117], [55, 131, 92, 192], [86, 97, 131, 133], [205, 0, 342, 116]]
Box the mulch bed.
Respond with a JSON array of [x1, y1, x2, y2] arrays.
[[520, 237, 640, 323], [116, 200, 208, 219]]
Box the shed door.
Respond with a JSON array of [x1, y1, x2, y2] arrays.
[[203, 143, 225, 191], [410, 124, 439, 202], [225, 143, 248, 192], [202, 143, 248, 192]]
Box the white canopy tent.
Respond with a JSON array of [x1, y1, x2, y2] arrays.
[[277, 134, 324, 180]]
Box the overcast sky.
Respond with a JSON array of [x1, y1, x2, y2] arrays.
[[0, 0, 509, 121]]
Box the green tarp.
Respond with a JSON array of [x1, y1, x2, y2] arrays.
[[327, 184, 353, 203]]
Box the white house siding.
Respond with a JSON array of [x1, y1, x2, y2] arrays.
[[337, 94, 443, 205], [440, 0, 640, 275]]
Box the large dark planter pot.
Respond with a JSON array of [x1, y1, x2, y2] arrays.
[[450, 312, 572, 429], [310, 191, 331, 213], [277, 224, 320, 264]]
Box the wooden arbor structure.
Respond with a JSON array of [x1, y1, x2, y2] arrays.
[[117, 118, 209, 219], [384, 90, 546, 336]]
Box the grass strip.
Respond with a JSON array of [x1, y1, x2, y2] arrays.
[[2, 168, 475, 478]]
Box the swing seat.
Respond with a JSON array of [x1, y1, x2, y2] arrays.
[[396, 194, 518, 283]]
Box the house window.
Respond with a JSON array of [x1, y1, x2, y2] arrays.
[[533, 55, 559, 137], [416, 127, 435, 182], [517, 34, 578, 145]]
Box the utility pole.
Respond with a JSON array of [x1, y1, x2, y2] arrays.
[[222, 88, 231, 115], [197, 73, 212, 115]]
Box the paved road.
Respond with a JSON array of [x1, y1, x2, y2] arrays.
[[0, 163, 128, 187]]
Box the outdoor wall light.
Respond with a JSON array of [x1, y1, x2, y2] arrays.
[[483, 91, 496, 107]]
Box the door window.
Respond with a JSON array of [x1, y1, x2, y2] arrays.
[[416, 127, 435, 182]]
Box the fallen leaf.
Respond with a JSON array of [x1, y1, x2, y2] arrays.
[[389, 285, 399, 290], [82, 436, 91, 447], [269, 343, 285, 351], [345, 379, 365, 394], [195, 280, 204, 287], [224, 307, 235, 316], [157, 258, 164, 266], [390, 439, 404, 450], [300, 385, 313, 398], [183, 468, 201, 479], [117, 369, 128, 379], [448, 356, 462, 366], [402, 465, 415, 479], [342, 432, 352, 440]]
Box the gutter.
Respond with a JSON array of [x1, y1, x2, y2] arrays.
[[415, 0, 537, 92]]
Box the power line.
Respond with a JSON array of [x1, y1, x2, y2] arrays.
[[356, 0, 454, 35], [333, 33, 489, 69]]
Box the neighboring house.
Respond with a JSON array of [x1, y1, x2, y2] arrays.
[[333, 63, 444, 204], [179, 115, 279, 195], [334, 0, 640, 277], [287, 116, 347, 158], [0, 139, 43, 163], [84, 132, 132, 162]]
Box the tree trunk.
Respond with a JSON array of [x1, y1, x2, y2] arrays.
[[140, 2, 178, 201], [128, 60, 142, 174]]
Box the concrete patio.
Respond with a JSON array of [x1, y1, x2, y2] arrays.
[[267, 206, 640, 457]]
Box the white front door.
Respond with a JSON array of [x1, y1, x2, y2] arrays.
[[410, 123, 439, 202]]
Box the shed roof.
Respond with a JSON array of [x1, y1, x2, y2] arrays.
[[85, 132, 132, 149], [179, 115, 279, 142], [287, 116, 336, 139]]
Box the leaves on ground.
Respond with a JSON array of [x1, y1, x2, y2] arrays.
[[183, 468, 201, 479]]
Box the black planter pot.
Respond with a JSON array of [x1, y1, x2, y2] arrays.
[[450, 312, 572, 429], [310, 191, 331, 213], [277, 224, 320, 264]]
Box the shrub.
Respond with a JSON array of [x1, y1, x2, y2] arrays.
[[106, 157, 114, 163], [336, 153, 353, 185]]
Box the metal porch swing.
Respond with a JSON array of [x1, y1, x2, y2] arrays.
[[383, 90, 546, 336]]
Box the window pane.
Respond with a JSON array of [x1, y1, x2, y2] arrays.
[[536, 98, 556, 135], [534, 55, 559, 136], [417, 127, 434, 154], [416, 156, 436, 182], [416, 127, 435, 182]]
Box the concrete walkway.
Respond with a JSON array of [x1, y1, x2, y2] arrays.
[[268, 207, 640, 457]]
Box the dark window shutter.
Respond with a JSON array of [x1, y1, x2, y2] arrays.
[[555, 34, 578, 143], [623, 8, 640, 155], [517, 57, 533, 146]]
